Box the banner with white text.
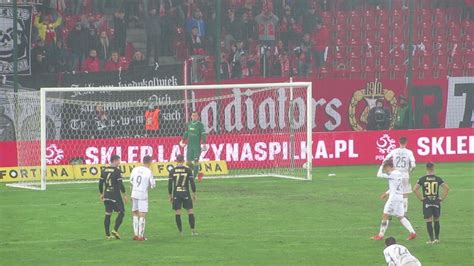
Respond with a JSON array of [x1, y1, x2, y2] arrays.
[[0, 128, 472, 168]]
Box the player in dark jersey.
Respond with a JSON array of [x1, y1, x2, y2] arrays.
[[99, 155, 128, 239], [168, 155, 197, 236], [413, 162, 450, 244]]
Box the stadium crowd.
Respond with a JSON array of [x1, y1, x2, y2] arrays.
[[27, 0, 474, 80]]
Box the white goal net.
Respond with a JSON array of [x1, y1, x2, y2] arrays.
[[6, 82, 313, 190]]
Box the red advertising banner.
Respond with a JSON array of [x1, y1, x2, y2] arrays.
[[1, 128, 472, 168], [194, 77, 449, 132]]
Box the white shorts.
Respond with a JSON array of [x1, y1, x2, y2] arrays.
[[383, 200, 404, 217], [402, 178, 412, 194], [401, 256, 421, 266], [132, 198, 149, 213]]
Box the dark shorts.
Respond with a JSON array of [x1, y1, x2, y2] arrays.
[[423, 202, 441, 219], [104, 199, 125, 213], [186, 146, 201, 162], [172, 193, 193, 210]]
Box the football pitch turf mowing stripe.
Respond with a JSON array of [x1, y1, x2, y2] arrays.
[[0, 162, 472, 265]]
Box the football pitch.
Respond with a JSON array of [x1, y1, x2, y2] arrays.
[[1, 162, 473, 265]]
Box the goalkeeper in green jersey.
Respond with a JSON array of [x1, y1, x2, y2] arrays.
[[179, 111, 208, 182]]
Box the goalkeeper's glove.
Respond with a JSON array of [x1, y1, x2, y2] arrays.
[[179, 140, 186, 147]]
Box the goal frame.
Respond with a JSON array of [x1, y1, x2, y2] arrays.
[[8, 82, 312, 190]]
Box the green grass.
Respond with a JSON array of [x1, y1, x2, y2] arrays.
[[0, 162, 473, 265]]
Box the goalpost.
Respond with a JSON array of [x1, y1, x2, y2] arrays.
[[6, 82, 313, 190]]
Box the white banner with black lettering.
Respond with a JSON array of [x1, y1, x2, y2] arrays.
[[0, 5, 32, 75], [445, 77, 474, 128]]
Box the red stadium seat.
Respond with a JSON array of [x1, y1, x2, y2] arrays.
[[390, 50, 406, 66], [421, 50, 433, 66], [364, 10, 376, 26], [362, 65, 376, 80], [422, 64, 433, 78], [433, 63, 447, 78], [447, 7, 462, 22], [389, 64, 401, 79], [349, 51, 361, 67], [434, 22, 447, 37], [448, 21, 462, 37], [350, 10, 363, 27], [448, 63, 463, 77], [377, 64, 390, 80], [350, 65, 361, 79], [462, 21, 474, 35], [418, 9, 432, 24], [433, 8, 447, 24], [377, 51, 390, 67], [318, 67, 331, 79], [435, 49, 448, 65], [336, 11, 348, 26], [465, 62, 474, 76], [321, 11, 333, 26]]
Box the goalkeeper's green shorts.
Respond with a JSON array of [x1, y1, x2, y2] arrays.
[[186, 146, 201, 162]]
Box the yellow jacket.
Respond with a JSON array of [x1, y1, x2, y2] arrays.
[[34, 15, 62, 42]]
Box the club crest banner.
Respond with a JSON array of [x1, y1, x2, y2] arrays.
[[0, 5, 32, 75]]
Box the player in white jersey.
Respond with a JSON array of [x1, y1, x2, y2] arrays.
[[383, 137, 416, 215], [371, 160, 417, 241], [130, 155, 156, 241], [383, 237, 421, 266]]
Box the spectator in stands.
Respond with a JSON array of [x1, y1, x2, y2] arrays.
[[31, 49, 49, 75], [81, 14, 103, 32], [394, 96, 412, 130], [230, 40, 245, 79], [97, 31, 110, 65], [188, 26, 206, 56], [302, 3, 319, 34], [32, 40, 47, 60], [188, 26, 206, 83], [104, 51, 127, 72], [82, 49, 101, 72], [278, 5, 293, 48], [86, 28, 101, 57], [94, 0, 106, 14], [224, 9, 241, 51], [186, 9, 206, 38], [159, 5, 175, 56], [70, 0, 82, 15], [255, 7, 279, 47], [124, 0, 140, 27], [238, 0, 258, 18], [128, 51, 147, 71], [146, 8, 162, 64], [33, 11, 62, 50], [312, 20, 330, 68], [113, 10, 127, 55], [47, 0, 66, 13], [220, 53, 231, 80], [205, 10, 217, 53], [48, 40, 69, 73], [295, 33, 312, 77], [68, 23, 87, 71], [240, 12, 256, 42], [260, 44, 272, 77], [273, 51, 291, 77], [367, 99, 391, 130]]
